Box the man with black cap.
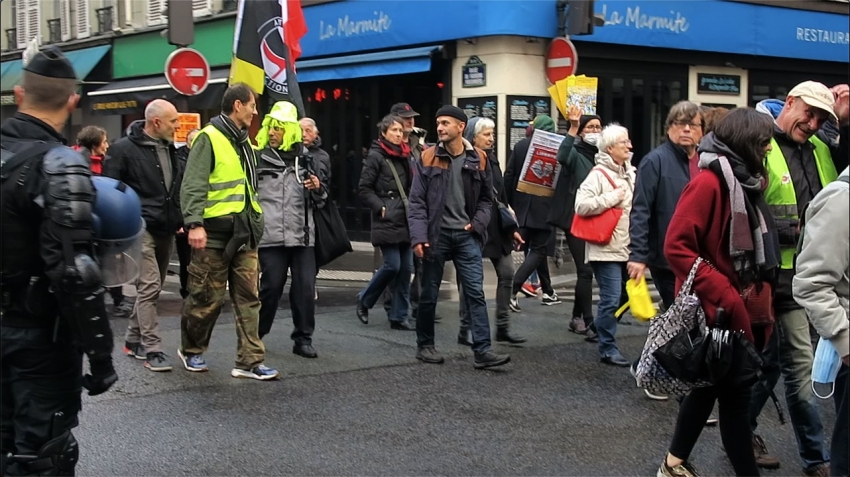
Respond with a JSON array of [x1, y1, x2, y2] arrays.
[[390, 102, 424, 163], [0, 45, 118, 475], [408, 104, 510, 369]]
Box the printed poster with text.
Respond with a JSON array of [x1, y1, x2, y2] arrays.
[[517, 129, 566, 198], [174, 113, 202, 145]]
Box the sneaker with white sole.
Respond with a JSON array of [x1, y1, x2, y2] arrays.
[[144, 352, 173, 372], [657, 460, 700, 477], [231, 365, 280, 381], [177, 348, 208, 372], [520, 282, 538, 297], [644, 389, 670, 401], [123, 341, 145, 360], [541, 293, 561, 305], [509, 297, 521, 313]]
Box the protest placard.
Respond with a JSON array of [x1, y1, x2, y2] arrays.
[[516, 129, 565, 198], [174, 113, 201, 145]]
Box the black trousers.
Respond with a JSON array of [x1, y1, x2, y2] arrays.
[[1, 326, 83, 475], [512, 227, 555, 296], [669, 378, 760, 476], [649, 266, 677, 311], [175, 233, 192, 299], [565, 231, 594, 323], [258, 246, 317, 345]]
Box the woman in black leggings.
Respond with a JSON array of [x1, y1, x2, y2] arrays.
[[551, 109, 602, 337]]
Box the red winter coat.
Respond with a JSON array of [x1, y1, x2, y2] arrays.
[[664, 170, 763, 346]]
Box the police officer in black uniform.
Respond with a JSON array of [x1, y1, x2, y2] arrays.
[[0, 46, 122, 475]]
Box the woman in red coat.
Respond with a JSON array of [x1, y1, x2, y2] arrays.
[[657, 108, 781, 477]]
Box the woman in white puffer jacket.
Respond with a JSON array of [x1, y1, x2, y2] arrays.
[[575, 124, 636, 367]]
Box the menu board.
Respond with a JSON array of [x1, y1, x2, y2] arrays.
[[506, 95, 551, 155], [458, 96, 498, 152]]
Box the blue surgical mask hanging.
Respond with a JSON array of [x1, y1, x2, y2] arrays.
[[812, 337, 842, 399]]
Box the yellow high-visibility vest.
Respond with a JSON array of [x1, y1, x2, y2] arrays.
[[201, 124, 262, 219], [764, 135, 836, 269]]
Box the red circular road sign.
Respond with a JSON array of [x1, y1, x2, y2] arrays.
[[164, 48, 210, 96], [546, 37, 579, 85]]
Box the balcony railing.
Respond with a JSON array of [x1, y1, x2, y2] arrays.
[[221, 0, 238, 13], [47, 19, 62, 43], [96, 6, 113, 35], [5, 29, 16, 50]]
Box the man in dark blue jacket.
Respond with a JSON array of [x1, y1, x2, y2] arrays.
[[626, 101, 703, 309], [408, 105, 510, 369]]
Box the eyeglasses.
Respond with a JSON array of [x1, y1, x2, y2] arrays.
[[672, 120, 703, 129], [616, 139, 633, 146], [584, 125, 602, 131]]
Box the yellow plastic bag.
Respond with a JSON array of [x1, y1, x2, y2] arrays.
[[614, 277, 658, 322]]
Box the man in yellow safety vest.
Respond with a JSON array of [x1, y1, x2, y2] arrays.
[[749, 81, 844, 474], [177, 83, 279, 381]]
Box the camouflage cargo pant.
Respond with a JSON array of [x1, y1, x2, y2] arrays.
[[180, 247, 266, 370]]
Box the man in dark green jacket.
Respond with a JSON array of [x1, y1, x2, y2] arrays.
[[178, 83, 278, 381]]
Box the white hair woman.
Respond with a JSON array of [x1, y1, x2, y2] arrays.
[[454, 116, 526, 345], [574, 123, 636, 367]]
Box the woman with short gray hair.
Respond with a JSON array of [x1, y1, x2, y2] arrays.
[[575, 123, 636, 367]]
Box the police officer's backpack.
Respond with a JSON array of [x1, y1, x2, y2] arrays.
[[0, 141, 58, 184]]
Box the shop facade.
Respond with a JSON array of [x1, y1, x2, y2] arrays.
[[6, 0, 842, 240]]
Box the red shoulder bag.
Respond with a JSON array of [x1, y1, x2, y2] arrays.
[[570, 167, 624, 246]]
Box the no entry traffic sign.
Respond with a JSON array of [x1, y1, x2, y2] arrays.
[[546, 37, 579, 85], [165, 48, 210, 96]]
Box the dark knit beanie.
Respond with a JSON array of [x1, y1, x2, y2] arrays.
[[435, 105, 468, 124], [24, 46, 76, 79], [579, 114, 602, 134]]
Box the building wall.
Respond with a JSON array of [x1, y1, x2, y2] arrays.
[[452, 36, 550, 167]]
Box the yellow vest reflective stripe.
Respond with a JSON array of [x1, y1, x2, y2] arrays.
[[201, 124, 262, 219], [764, 135, 836, 269]]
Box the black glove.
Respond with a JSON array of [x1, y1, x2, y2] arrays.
[[82, 358, 117, 396]]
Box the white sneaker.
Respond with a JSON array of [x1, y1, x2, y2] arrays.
[[541, 293, 561, 305], [231, 365, 281, 381], [509, 297, 521, 313], [644, 389, 669, 401]]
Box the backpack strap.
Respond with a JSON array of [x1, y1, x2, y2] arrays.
[[0, 142, 58, 183]]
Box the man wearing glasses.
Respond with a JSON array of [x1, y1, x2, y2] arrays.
[[627, 101, 704, 311], [626, 101, 703, 403]]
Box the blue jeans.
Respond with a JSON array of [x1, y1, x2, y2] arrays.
[[418, 229, 491, 354], [590, 261, 627, 359], [358, 244, 413, 323], [749, 308, 828, 471]]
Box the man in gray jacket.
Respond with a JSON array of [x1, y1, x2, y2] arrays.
[[793, 166, 849, 477], [255, 102, 328, 359]]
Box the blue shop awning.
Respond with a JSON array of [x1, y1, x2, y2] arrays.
[[296, 45, 441, 83], [0, 44, 111, 92]]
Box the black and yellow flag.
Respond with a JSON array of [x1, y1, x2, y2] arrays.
[[230, 0, 307, 115]]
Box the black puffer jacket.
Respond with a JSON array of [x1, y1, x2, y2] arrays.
[[359, 140, 412, 246], [103, 120, 182, 237]]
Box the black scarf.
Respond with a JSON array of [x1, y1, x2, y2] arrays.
[[573, 139, 597, 161], [211, 114, 257, 191]]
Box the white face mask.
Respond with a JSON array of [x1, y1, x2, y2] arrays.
[[812, 337, 842, 399], [582, 132, 601, 146]]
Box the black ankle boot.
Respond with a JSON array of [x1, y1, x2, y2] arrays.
[[457, 328, 473, 346]]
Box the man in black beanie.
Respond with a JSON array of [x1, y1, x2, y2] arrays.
[[1, 45, 118, 475], [407, 105, 511, 369]]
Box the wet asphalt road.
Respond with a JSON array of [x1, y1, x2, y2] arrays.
[[75, 285, 836, 476]]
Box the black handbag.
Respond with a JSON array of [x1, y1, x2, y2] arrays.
[[313, 200, 352, 267]]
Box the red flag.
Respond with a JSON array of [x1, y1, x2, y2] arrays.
[[283, 0, 307, 64]]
